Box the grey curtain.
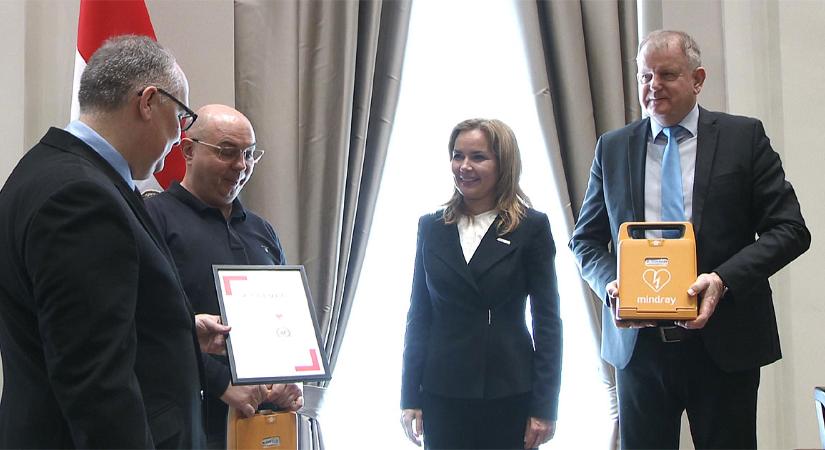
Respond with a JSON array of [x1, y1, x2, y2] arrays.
[[517, 1, 639, 448], [233, 0, 411, 448]]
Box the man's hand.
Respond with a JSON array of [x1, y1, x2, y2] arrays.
[[194, 314, 230, 355], [606, 280, 657, 329], [523, 417, 555, 448], [265, 383, 304, 411], [400, 408, 424, 446], [220, 383, 267, 418], [677, 272, 726, 329]]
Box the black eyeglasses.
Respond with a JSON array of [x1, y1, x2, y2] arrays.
[[137, 87, 198, 131], [187, 138, 265, 163]]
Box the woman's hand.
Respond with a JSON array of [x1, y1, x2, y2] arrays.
[[523, 416, 555, 449], [400, 408, 424, 446]]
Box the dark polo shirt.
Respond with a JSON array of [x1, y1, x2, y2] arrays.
[[145, 181, 285, 443]]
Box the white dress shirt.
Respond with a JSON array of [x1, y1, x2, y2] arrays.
[[457, 209, 498, 263]]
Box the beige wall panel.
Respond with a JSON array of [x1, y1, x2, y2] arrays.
[[0, 1, 27, 184], [146, 0, 235, 109]]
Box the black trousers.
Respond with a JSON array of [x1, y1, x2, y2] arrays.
[[616, 328, 760, 450], [422, 391, 533, 450]]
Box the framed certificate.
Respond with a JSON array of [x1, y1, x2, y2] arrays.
[[213, 265, 331, 384]]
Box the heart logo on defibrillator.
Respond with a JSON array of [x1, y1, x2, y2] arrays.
[[642, 268, 671, 292]]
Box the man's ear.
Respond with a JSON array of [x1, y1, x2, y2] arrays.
[[692, 66, 706, 95], [137, 86, 158, 121], [180, 138, 195, 162]]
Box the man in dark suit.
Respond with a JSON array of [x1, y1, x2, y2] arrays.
[[570, 30, 809, 449], [0, 35, 227, 448]]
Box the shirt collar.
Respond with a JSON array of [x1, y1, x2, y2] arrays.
[[64, 120, 135, 189], [457, 209, 498, 228], [167, 181, 247, 221], [649, 103, 699, 140], [472, 209, 498, 222]]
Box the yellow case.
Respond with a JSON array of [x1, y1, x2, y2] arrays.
[[617, 222, 697, 320], [227, 409, 298, 450]]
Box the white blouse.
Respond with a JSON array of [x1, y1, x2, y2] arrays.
[[457, 209, 498, 263]]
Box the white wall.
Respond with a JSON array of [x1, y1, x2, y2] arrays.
[[763, 2, 825, 448], [0, 0, 234, 405], [648, 0, 825, 448]]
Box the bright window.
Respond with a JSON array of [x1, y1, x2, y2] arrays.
[[323, 1, 613, 447]]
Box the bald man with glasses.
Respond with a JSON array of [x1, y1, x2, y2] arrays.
[[145, 104, 303, 449]]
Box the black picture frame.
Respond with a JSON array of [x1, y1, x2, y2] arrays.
[[212, 265, 331, 384]]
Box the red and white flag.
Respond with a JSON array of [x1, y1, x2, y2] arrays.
[[71, 0, 185, 192]]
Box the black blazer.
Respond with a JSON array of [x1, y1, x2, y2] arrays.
[[0, 128, 205, 448], [401, 208, 562, 420], [570, 107, 810, 371]]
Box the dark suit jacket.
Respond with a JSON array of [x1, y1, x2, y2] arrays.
[[569, 107, 810, 371], [0, 128, 205, 448], [401, 208, 562, 420]]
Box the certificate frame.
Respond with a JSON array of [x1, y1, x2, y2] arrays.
[[213, 265, 331, 384]]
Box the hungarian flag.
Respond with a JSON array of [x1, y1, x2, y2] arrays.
[[71, 0, 186, 192]]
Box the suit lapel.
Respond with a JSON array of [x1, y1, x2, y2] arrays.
[[428, 219, 479, 292], [116, 182, 176, 261], [468, 219, 516, 279], [691, 107, 719, 236], [627, 119, 649, 221]]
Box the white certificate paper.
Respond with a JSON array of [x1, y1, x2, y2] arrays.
[[213, 265, 330, 384]]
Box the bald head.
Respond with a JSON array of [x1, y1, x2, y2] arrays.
[[180, 104, 258, 218], [187, 104, 255, 142]]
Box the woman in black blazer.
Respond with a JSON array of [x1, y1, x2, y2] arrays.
[[400, 118, 562, 449]]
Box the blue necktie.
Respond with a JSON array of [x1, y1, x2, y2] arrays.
[[661, 126, 685, 236]]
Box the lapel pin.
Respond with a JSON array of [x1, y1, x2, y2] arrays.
[[497, 237, 511, 245]]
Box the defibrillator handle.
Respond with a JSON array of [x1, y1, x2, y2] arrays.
[[619, 221, 695, 240]]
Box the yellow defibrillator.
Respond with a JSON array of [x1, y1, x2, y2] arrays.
[[617, 222, 698, 320]]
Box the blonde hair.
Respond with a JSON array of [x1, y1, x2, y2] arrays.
[[443, 118, 531, 235]]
